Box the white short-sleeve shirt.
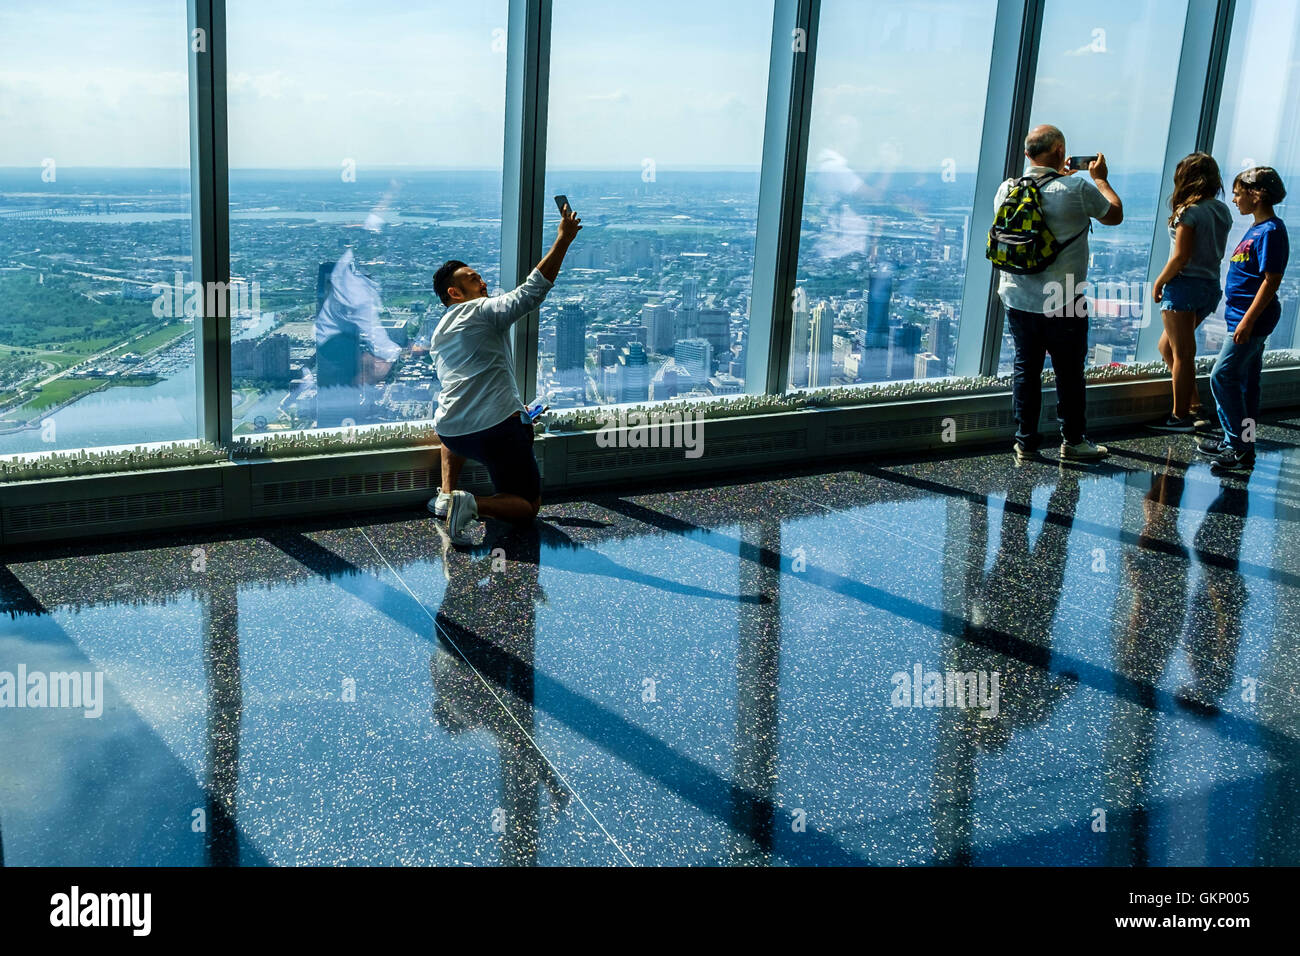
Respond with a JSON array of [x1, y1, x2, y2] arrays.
[[994, 166, 1112, 315], [431, 268, 554, 437]]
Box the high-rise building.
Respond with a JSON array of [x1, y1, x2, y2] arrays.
[[232, 333, 291, 383], [601, 364, 621, 403], [809, 302, 835, 388], [613, 322, 648, 348], [641, 302, 674, 352], [618, 341, 650, 404], [866, 266, 893, 349], [675, 337, 713, 385], [675, 276, 699, 341], [888, 323, 922, 380], [681, 276, 698, 313], [914, 351, 942, 379], [674, 305, 698, 342], [696, 307, 731, 361], [555, 300, 587, 391], [728, 345, 746, 379], [1093, 343, 1133, 365], [928, 315, 952, 371], [789, 304, 811, 387]]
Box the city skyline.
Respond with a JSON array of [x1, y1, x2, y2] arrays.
[[3, 0, 1296, 456]]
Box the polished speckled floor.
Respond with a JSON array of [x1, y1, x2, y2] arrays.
[[3, 414, 1300, 866]]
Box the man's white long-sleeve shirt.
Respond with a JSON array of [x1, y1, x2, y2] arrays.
[[430, 268, 554, 437]]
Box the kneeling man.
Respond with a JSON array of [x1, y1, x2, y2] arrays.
[[428, 203, 581, 540]]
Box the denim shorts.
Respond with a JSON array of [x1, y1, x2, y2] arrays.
[[1161, 275, 1221, 321], [438, 412, 541, 502]]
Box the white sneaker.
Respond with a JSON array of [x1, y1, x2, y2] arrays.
[[427, 487, 451, 518], [1059, 439, 1109, 461], [446, 490, 479, 542]]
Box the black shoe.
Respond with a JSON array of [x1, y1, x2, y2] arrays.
[[1149, 415, 1195, 433], [1197, 436, 1228, 456], [1209, 447, 1255, 471]]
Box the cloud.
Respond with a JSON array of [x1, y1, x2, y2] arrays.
[[700, 91, 744, 112], [227, 70, 293, 99], [821, 82, 900, 98], [584, 90, 629, 104]]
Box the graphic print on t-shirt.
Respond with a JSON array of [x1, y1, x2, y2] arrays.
[[1230, 237, 1255, 264]]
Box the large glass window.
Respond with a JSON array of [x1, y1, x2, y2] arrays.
[[1003, 0, 1189, 373], [537, 0, 773, 409], [0, 1, 194, 454], [1208, 0, 1300, 355], [791, 0, 999, 390], [225, 1, 507, 436]]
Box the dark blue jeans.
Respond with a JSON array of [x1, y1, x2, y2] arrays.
[[1006, 305, 1089, 448], [1210, 333, 1267, 453]]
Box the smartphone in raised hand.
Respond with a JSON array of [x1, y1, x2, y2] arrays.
[[554, 194, 572, 216]]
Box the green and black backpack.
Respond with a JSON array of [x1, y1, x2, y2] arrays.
[[986, 171, 1086, 274]]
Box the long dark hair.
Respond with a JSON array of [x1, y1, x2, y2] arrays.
[[1168, 152, 1223, 227]]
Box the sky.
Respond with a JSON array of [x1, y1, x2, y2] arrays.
[[0, 0, 1292, 176]]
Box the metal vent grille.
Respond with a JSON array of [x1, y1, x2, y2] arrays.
[[4, 486, 223, 533], [827, 408, 1015, 448], [1049, 391, 1169, 420], [253, 463, 503, 506], [569, 429, 805, 475], [1265, 378, 1300, 403], [258, 467, 436, 505]]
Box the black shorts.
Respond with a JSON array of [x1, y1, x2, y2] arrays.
[[438, 412, 541, 502]]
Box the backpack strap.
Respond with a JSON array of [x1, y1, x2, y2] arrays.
[[1056, 223, 1090, 250], [1025, 169, 1088, 248]]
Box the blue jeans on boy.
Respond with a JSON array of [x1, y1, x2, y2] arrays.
[[1210, 333, 1267, 452]]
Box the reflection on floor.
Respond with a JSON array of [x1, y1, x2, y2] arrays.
[[3, 413, 1300, 866]]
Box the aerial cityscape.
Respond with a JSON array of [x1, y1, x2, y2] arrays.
[[2, 165, 1296, 455]]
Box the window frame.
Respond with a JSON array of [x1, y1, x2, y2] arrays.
[[178, 0, 1246, 449]]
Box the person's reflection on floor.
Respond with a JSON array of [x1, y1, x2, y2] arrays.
[[314, 244, 401, 428], [932, 472, 1081, 864], [429, 520, 568, 866], [1181, 480, 1250, 713], [1106, 451, 1190, 864], [202, 554, 242, 867], [970, 472, 1081, 745]]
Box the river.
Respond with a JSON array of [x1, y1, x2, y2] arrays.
[[0, 371, 198, 455]]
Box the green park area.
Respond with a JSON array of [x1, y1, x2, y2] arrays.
[[0, 270, 160, 354], [14, 377, 108, 414], [0, 270, 189, 419]]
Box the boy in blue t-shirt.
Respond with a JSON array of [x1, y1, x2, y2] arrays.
[[1203, 166, 1289, 470]]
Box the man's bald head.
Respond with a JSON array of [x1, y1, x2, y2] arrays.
[[1025, 125, 1065, 165]]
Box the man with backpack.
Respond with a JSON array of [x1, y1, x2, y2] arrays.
[[989, 124, 1124, 463]]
